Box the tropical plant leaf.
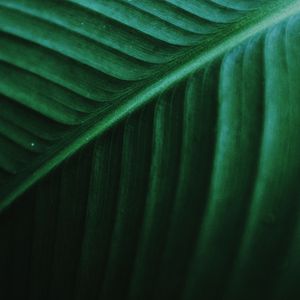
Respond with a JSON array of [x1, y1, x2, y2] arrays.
[[1, 0, 300, 299], [0, 0, 298, 206]]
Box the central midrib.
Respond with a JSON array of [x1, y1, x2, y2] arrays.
[[2, 0, 300, 209]]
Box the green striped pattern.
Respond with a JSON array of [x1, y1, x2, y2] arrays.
[[1, 1, 300, 299]]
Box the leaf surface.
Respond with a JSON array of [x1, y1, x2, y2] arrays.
[[1, 0, 300, 207], [1, 1, 300, 299]]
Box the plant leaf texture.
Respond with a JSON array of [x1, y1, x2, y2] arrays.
[[1, 0, 300, 299]]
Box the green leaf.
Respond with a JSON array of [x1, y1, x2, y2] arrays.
[[1, 0, 300, 299], [0, 0, 298, 206]]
